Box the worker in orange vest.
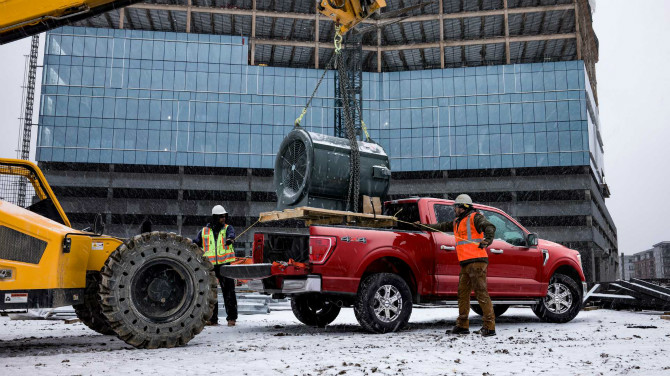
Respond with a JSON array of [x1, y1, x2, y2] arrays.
[[425, 194, 497, 336]]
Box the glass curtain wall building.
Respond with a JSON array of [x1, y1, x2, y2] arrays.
[[35, 0, 617, 282], [39, 27, 598, 174]]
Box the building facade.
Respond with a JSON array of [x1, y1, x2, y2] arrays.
[[621, 255, 634, 280], [34, 0, 617, 282], [625, 242, 670, 280]]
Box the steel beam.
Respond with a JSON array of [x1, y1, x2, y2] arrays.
[[574, 0, 582, 60], [127, 3, 574, 26], [186, 0, 192, 33], [314, 3, 319, 69], [439, 0, 445, 69], [252, 33, 575, 52], [503, 0, 510, 64], [251, 0, 256, 65], [119, 7, 125, 29]]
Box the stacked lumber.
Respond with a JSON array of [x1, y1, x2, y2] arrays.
[[259, 206, 396, 228]]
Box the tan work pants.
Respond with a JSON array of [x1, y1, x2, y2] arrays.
[[456, 262, 495, 330]]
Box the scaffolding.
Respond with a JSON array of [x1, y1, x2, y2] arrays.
[[14, 35, 39, 207]]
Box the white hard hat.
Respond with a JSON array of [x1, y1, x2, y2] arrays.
[[212, 205, 227, 215], [454, 194, 473, 206]]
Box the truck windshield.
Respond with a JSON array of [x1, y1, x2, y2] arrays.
[[384, 202, 420, 231]]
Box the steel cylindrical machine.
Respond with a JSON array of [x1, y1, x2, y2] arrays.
[[274, 128, 390, 211]]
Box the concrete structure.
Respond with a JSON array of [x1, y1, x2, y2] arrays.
[[626, 242, 670, 280], [33, 0, 617, 282]]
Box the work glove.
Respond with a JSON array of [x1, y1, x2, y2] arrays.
[[225, 239, 233, 246], [478, 242, 489, 249]]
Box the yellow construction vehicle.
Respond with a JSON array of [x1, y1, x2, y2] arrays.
[[0, 158, 217, 348], [0, 0, 389, 349]]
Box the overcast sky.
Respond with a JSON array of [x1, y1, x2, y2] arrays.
[[0, 1, 669, 256]]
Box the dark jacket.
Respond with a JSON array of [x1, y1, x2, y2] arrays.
[[425, 208, 496, 266], [193, 223, 236, 248]]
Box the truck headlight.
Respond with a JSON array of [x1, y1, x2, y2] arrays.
[[576, 253, 583, 271]]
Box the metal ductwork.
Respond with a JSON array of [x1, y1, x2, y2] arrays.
[[274, 128, 390, 211]]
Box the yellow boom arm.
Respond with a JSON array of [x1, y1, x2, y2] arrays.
[[1, 0, 386, 43], [0, 0, 140, 44]]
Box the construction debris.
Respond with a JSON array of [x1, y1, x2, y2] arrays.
[[584, 278, 670, 311]]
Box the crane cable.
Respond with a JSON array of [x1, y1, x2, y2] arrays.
[[294, 31, 344, 128]]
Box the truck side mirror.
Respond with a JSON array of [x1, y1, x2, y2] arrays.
[[526, 233, 538, 247]]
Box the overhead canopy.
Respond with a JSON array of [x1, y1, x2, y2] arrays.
[[75, 0, 598, 99]]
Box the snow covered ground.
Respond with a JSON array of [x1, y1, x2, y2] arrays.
[[1, 306, 669, 376]]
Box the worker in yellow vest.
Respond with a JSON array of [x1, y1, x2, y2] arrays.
[[424, 194, 497, 336], [194, 205, 237, 326]]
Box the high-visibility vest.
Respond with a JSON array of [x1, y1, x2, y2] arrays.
[[454, 212, 488, 263], [201, 225, 235, 265]]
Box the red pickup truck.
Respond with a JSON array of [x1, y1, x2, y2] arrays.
[[225, 198, 586, 333]]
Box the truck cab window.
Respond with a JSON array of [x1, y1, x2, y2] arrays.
[[481, 210, 526, 247], [434, 204, 455, 233]]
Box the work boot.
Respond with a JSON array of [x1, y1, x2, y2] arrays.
[[206, 321, 219, 326], [447, 326, 470, 335], [227, 320, 236, 327], [476, 327, 496, 337]]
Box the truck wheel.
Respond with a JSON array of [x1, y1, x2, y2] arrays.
[[354, 273, 413, 333], [99, 232, 218, 349], [291, 294, 341, 327], [532, 272, 582, 323], [74, 271, 114, 335], [471, 304, 509, 318]]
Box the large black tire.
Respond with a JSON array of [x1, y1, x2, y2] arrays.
[[74, 271, 114, 335], [471, 304, 509, 318], [354, 273, 413, 334], [532, 273, 582, 323], [99, 232, 218, 349], [291, 294, 341, 327]]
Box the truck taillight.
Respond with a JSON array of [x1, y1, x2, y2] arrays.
[[253, 233, 265, 264], [309, 236, 336, 264]]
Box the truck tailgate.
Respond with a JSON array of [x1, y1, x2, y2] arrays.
[[219, 260, 311, 279]]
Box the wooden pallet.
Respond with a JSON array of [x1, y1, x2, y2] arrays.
[[259, 206, 396, 228]]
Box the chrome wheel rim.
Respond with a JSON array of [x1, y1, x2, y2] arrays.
[[543, 282, 573, 314], [373, 284, 402, 322]]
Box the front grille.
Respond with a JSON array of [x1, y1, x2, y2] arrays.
[[0, 226, 48, 264]]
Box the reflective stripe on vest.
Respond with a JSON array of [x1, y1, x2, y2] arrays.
[[201, 225, 235, 265], [453, 212, 488, 262]]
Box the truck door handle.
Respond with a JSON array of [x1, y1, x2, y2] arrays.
[[490, 249, 504, 254], [440, 245, 455, 251]]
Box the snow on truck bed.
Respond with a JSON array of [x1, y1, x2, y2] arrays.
[[1, 307, 669, 376]]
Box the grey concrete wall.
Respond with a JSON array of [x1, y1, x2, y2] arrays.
[[45, 165, 619, 282]]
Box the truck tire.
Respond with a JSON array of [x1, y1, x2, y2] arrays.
[[291, 294, 341, 327], [532, 272, 582, 323], [354, 273, 413, 334], [99, 232, 218, 349], [74, 271, 114, 335], [471, 304, 509, 318]]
